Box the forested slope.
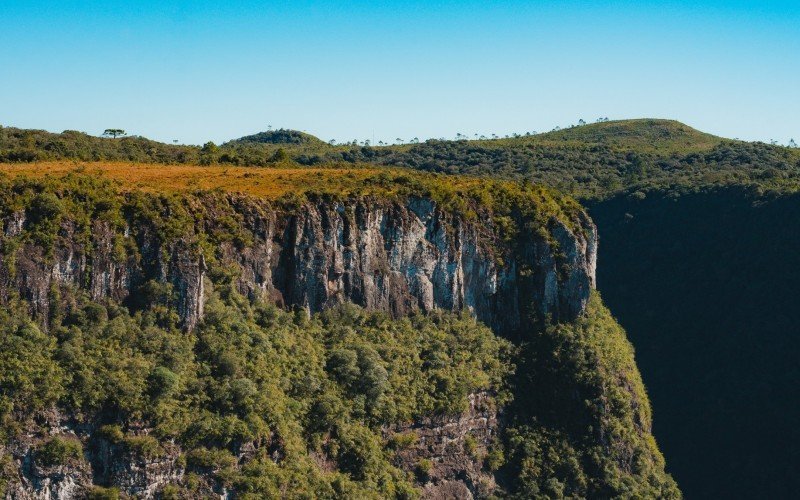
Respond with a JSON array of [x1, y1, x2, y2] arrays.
[[0, 170, 677, 498], [588, 188, 800, 499]]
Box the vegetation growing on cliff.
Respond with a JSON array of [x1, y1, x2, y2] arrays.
[[0, 164, 588, 242], [0, 282, 512, 497], [0, 171, 677, 497], [500, 294, 679, 498], [0, 276, 678, 498]]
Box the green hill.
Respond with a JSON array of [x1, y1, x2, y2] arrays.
[[224, 128, 328, 146], [529, 118, 723, 153]]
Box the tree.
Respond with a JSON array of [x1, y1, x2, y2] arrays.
[[789, 138, 797, 148], [103, 129, 126, 139], [578, 119, 586, 126], [271, 148, 288, 162]]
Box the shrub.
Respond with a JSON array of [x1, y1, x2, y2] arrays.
[[147, 366, 179, 400], [96, 425, 124, 443], [388, 432, 418, 450], [27, 192, 64, 224], [36, 436, 83, 467], [123, 435, 164, 459], [414, 459, 432, 482], [463, 434, 478, 457], [87, 486, 120, 499], [159, 484, 182, 499], [185, 447, 237, 470]]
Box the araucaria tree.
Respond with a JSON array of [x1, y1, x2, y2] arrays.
[[102, 129, 126, 138]]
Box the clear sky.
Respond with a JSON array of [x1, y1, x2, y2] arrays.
[[1, 1, 798, 145]]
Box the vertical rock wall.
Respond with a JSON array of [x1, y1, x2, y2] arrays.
[[0, 195, 596, 336]]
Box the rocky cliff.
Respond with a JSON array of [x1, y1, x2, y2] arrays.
[[1, 193, 597, 338], [1, 175, 681, 499], [0, 184, 601, 499], [5, 393, 501, 499]]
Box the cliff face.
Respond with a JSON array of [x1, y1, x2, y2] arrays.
[[1, 195, 597, 337], [6, 394, 499, 499], [0, 190, 603, 499], [5, 412, 187, 500]]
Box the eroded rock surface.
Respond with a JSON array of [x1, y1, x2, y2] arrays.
[[0, 195, 596, 337], [0, 193, 598, 498]]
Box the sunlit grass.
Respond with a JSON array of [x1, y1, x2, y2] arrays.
[[0, 161, 393, 198]]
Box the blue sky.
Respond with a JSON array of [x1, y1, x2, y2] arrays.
[[1, 1, 798, 145]]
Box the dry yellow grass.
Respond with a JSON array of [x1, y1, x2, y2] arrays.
[[0, 160, 586, 234], [0, 161, 399, 199]]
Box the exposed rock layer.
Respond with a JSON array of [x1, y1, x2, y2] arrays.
[[1, 195, 597, 337], [1, 193, 597, 499]]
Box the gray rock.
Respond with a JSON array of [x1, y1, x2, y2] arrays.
[[0, 194, 597, 337]]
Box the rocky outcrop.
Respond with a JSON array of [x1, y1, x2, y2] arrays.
[[4, 423, 198, 499], [5, 447, 91, 500], [5, 392, 499, 499], [384, 392, 499, 499], [0, 194, 596, 337]]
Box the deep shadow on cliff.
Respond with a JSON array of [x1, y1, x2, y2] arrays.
[[589, 187, 800, 499]]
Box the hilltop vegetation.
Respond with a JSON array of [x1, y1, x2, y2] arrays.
[[0, 126, 199, 164], [3, 120, 798, 200], [224, 128, 328, 146], [0, 162, 587, 237], [314, 120, 800, 199]]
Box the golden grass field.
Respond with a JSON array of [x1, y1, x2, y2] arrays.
[[0, 161, 584, 228], [0, 161, 404, 199]]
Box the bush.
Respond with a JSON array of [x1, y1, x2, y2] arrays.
[[123, 435, 164, 459], [36, 436, 83, 467], [414, 459, 432, 482], [87, 486, 120, 499], [96, 424, 125, 443], [147, 366, 179, 400], [186, 447, 237, 471], [27, 192, 64, 224], [388, 432, 418, 450]]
